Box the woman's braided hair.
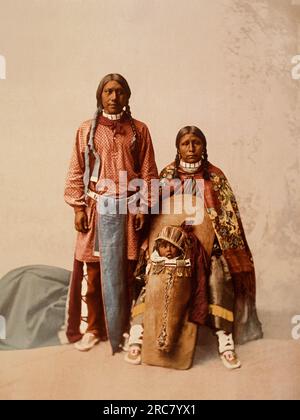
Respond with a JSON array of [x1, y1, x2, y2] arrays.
[[174, 126, 210, 180]]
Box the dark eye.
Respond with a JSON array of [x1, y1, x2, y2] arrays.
[[193, 141, 202, 146]]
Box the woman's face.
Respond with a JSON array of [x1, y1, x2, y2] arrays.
[[178, 133, 204, 163]]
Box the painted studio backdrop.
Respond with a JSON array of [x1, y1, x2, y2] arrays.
[[0, 0, 299, 400]]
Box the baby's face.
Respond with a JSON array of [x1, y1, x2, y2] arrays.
[[158, 240, 181, 259]]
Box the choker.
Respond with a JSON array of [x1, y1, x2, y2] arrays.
[[179, 159, 202, 173], [102, 111, 124, 120]]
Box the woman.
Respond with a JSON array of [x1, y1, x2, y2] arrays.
[[160, 125, 263, 368]]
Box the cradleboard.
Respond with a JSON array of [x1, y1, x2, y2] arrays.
[[142, 193, 215, 369], [141, 260, 197, 370]]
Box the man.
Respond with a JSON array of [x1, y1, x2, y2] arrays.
[[64, 74, 158, 353]]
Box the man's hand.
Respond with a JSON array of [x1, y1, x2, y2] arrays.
[[134, 213, 145, 231], [75, 210, 89, 233]]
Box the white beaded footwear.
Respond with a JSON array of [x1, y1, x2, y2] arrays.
[[124, 344, 142, 365], [74, 332, 100, 352], [216, 330, 241, 370]]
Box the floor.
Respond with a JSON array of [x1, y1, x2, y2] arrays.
[[0, 312, 299, 400]]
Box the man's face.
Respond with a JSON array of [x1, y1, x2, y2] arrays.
[[101, 80, 128, 114], [158, 240, 181, 259], [178, 133, 204, 163]]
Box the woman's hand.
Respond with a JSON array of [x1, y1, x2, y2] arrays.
[[134, 213, 145, 231], [75, 210, 89, 233]]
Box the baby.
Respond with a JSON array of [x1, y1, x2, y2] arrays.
[[124, 225, 189, 365]]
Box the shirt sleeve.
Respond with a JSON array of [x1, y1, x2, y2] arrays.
[[137, 124, 159, 213], [64, 126, 87, 212]]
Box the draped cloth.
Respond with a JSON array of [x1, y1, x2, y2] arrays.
[[159, 161, 263, 344], [97, 196, 129, 353], [0, 265, 70, 350]]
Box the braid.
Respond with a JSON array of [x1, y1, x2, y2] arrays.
[[202, 146, 210, 180], [174, 151, 181, 179], [126, 104, 140, 173], [89, 106, 102, 149], [126, 104, 138, 136]]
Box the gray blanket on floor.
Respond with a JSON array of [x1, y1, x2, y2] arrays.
[[0, 265, 70, 350]]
